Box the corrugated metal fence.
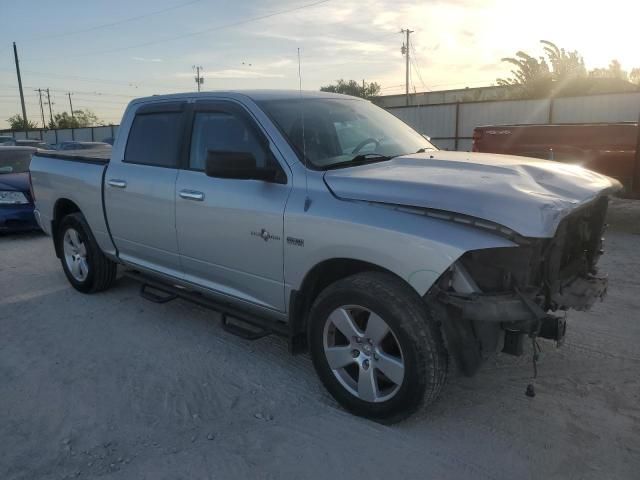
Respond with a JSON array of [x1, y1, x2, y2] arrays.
[[387, 92, 640, 151], [1, 125, 119, 144], [2, 92, 639, 151]]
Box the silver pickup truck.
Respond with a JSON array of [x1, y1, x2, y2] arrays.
[[30, 90, 621, 422]]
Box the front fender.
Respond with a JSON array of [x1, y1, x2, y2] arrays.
[[284, 190, 517, 298]]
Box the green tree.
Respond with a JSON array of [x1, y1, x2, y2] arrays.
[[320, 79, 381, 99], [7, 114, 39, 130], [630, 68, 640, 85], [50, 109, 104, 129]]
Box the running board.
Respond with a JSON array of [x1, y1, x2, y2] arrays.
[[140, 283, 177, 303], [222, 314, 271, 340], [125, 270, 289, 339]]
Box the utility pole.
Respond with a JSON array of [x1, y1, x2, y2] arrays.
[[67, 92, 74, 118], [46, 88, 54, 127], [35, 89, 46, 128], [401, 28, 414, 106], [13, 42, 28, 131], [193, 65, 204, 92]]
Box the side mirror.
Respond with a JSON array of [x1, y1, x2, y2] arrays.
[[205, 150, 277, 182]]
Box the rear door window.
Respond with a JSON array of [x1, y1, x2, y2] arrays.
[[125, 111, 183, 168]]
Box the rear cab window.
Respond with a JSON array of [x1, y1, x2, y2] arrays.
[[124, 102, 185, 168]]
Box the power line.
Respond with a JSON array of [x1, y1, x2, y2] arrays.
[[13, 67, 217, 90], [410, 57, 426, 90], [379, 84, 405, 90], [24, 0, 206, 43], [20, 69, 141, 87], [71, 96, 130, 105], [50, 88, 135, 99], [410, 43, 428, 91], [0, 85, 137, 100], [30, 0, 333, 59]]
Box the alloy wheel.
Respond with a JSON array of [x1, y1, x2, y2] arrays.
[[322, 305, 405, 402], [63, 228, 89, 282]]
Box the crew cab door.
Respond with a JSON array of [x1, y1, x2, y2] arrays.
[[175, 101, 290, 311], [104, 101, 188, 277]]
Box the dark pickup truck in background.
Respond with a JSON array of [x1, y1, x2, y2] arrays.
[[472, 122, 640, 197]]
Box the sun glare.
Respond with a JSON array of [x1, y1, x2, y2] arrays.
[[492, 0, 640, 69]]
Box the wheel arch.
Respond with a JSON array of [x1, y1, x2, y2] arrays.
[[288, 257, 415, 354], [52, 198, 82, 258]]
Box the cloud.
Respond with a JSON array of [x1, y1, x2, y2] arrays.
[[315, 37, 391, 55], [132, 57, 163, 63]]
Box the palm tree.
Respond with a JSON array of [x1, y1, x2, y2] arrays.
[[497, 40, 587, 98], [540, 40, 586, 80], [497, 50, 552, 97]]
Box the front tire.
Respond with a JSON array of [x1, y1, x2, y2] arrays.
[[57, 213, 117, 293], [308, 272, 448, 423]]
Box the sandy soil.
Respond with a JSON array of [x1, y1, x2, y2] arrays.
[[1, 200, 639, 480]]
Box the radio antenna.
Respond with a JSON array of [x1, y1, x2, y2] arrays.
[[298, 47, 311, 212]]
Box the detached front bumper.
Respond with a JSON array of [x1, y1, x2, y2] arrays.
[[0, 204, 39, 232]]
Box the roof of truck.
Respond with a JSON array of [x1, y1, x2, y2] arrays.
[[131, 89, 364, 104]]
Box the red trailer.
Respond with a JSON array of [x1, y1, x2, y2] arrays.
[[472, 122, 640, 196]]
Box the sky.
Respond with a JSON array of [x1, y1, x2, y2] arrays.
[[1, 0, 638, 129]]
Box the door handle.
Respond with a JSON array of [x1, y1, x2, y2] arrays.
[[108, 179, 127, 188], [179, 189, 205, 201]]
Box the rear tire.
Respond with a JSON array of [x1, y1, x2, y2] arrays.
[[56, 213, 117, 293], [308, 271, 448, 423]]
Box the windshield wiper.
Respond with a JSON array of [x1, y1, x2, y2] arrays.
[[324, 153, 393, 170], [415, 147, 436, 153]]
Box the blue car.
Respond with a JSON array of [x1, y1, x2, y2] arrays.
[[0, 146, 40, 233]]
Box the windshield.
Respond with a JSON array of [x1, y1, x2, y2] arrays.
[[258, 97, 436, 169], [0, 151, 31, 174]]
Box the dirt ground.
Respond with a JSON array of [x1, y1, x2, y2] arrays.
[[1, 199, 639, 480]]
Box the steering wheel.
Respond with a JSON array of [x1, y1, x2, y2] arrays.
[[351, 138, 380, 154]]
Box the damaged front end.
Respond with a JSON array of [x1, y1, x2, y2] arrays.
[[429, 196, 610, 376]]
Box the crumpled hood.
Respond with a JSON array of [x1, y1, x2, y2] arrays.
[[0, 172, 30, 193], [324, 152, 622, 238]]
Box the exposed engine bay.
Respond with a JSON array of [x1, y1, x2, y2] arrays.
[[430, 196, 610, 375]]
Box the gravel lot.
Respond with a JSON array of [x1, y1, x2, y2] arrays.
[[1, 199, 639, 480]]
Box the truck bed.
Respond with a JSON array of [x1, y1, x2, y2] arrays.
[[29, 149, 117, 257]]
